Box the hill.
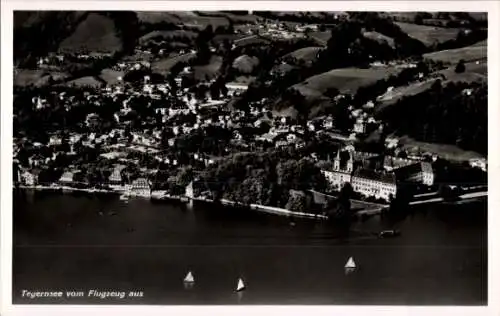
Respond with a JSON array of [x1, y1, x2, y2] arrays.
[[375, 61, 486, 112], [152, 52, 196, 75], [138, 30, 197, 44], [58, 13, 123, 53], [14, 11, 140, 66], [283, 47, 323, 65], [136, 11, 229, 28], [14, 11, 89, 65], [293, 66, 401, 98], [395, 22, 461, 46], [423, 44, 487, 64], [232, 55, 260, 73], [194, 55, 223, 80], [362, 31, 395, 48]]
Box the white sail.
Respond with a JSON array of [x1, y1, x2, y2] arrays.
[[184, 271, 194, 283], [345, 257, 356, 269], [236, 278, 245, 291]]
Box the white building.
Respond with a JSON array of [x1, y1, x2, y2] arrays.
[[353, 118, 366, 134], [225, 82, 249, 97], [393, 161, 435, 186], [128, 177, 152, 197], [321, 150, 398, 201], [20, 170, 37, 186], [59, 171, 75, 184]]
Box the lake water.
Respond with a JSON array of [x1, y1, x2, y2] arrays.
[[12, 191, 487, 305]]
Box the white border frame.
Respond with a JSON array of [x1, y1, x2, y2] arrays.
[[1, 1, 499, 316]]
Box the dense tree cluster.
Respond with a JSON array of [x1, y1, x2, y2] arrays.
[[196, 152, 327, 208], [377, 80, 487, 155], [434, 28, 487, 52]]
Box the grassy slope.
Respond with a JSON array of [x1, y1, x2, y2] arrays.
[[283, 47, 323, 63], [151, 52, 196, 75], [65, 76, 104, 88], [139, 30, 197, 43], [58, 13, 123, 53], [395, 22, 460, 46], [423, 44, 487, 64], [293, 67, 401, 98], [193, 55, 223, 80], [99, 68, 125, 85], [136, 11, 229, 28], [309, 31, 331, 45], [376, 61, 486, 111], [14, 69, 48, 87], [232, 55, 260, 73], [363, 31, 395, 48]]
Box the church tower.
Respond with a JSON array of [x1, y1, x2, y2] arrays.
[[334, 151, 341, 171], [346, 151, 354, 173]]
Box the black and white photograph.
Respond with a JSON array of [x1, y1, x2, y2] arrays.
[[1, 2, 498, 314]]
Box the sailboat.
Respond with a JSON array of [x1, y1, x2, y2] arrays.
[[184, 271, 194, 283], [236, 278, 246, 292], [345, 257, 356, 269]]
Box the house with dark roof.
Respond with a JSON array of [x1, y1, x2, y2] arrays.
[[394, 162, 435, 186], [351, 168, 397, 201], [383, 156, 416, 171]]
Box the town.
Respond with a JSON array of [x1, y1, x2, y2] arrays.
[[13, 11, 488, 220]]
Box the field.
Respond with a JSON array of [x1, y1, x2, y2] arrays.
[[471, 40, 487, 47], [271, 63, 298, 76], [196, 12, 261, 24], [151, 52, 196, 75], [136, 12, 184, 24], [309, 31, 331, 45], [100, 68, 125, 85], [14, 69, 48, 87], [232, 55, 260, 74], [293, 66, 401, 98], [423, 44, 487, 64], [284, 47, 323, 64], [437, 61, 487, 82], [363, 31, 395, 48], [136, 11, 229, 28], [233, 35, 271, 47], [65, 76, 104, 88], [193, 55, 223, 80], [395, 22, 460, 46], [376, 61, 486, 111], [396, 135, 484, 161], [139, 30, 197, 44], [58, 13, 122, 53]]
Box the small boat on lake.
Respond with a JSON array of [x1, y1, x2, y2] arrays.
[[184, 271, 194, 283], [119, 194, 129, 202], [378, 229, 401, 238], [236, 278, 246, 292], [345, 257, 356, 269]]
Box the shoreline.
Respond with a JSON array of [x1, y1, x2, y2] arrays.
[[14, 184, 487, 220], [14, 185, 328, 220]]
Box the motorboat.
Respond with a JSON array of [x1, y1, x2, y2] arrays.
[[378, 229, 401, 238]]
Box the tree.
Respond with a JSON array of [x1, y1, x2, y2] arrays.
[[455, 59, 466, 73], [285, 193, 307, 212]]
